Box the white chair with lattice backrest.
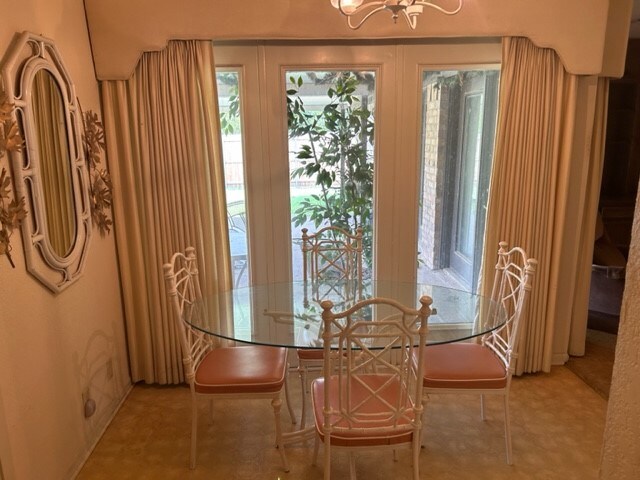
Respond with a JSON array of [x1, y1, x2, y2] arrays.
[[308, 295, 432, 480], [302, 226, 364, 303], [417, 241, 537, 465], [297, 226, 364, 428], [227, 200, 246, 233], [163, 247, 295, 471]]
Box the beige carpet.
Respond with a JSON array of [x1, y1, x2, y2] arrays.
[[566, 329, 617, 399], [78, 366, 607, 480]]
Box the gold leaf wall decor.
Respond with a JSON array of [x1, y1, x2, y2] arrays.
[[82, 109, 113, 236], [0, 92, 27, 268]]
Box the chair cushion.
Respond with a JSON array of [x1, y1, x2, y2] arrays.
[[296, 348, 324, 361], [195, 346, 287, 394], [421, 343, 507, 390], [311, 375, 415, 447]]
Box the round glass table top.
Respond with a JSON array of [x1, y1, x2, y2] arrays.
[[187, 280, 506, 349]]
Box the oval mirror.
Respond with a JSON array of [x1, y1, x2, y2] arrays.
[[31, 69, 77, 258], [1, 32, 91, 293]]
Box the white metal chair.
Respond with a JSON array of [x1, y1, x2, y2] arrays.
[[310, 295, 432, 480], [163, 247, 295, 471], [298, 226, 364, 428], [227, 201, 248, 287], [417, 241, 537, 464], [301, 226, 364, 304]]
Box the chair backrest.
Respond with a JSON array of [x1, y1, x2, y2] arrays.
[[301, 225, 363, 303], [163, 247, 213, 384], [319, 295, 432, 438], [484, 241, 537, 373], [227, 200, 246, 233]]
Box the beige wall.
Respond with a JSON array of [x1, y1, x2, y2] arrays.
[[600, 188, 640, 478], [0, 1, 130, 479]]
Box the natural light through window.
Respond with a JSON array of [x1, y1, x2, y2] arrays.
[[417, 69, 499, 292], [285, 70, 376, 281]]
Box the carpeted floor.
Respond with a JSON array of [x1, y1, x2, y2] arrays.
[[564, 269, 622, 400], [78, 366, 607, 479], [565, 328, 617, 399], [78, 277, 619, 478]]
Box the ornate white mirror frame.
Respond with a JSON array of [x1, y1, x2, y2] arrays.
[[1, 31, 91, 293]]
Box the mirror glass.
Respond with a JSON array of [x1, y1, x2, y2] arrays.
[[31, 69, 77, 257]]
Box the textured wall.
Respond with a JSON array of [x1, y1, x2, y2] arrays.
[[0, 0, 130, 478], [600, 188, 640, 478]]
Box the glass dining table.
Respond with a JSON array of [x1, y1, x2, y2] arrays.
[[186, 279, 506, 445], [188, 279, 506, 350]]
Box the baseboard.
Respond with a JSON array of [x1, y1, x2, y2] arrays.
[[69, 382, 134, 479]]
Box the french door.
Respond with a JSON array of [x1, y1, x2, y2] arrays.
[[446, 71, 498, 289], [214, 41, 501, 290], [421, 70, 500, 291]]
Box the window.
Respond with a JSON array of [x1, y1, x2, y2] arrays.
[[286, 70, 376, 280], [417, 69, 500, 291], [214, 41, 502, 292], [216, 70, 250, 289]]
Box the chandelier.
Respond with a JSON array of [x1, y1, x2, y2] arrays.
[[330, 0, 463, 30]]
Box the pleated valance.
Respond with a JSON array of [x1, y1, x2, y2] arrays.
[[84, 0, 632, 80]]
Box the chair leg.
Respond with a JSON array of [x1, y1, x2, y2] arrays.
[[284, 367, 297, 425], [412, 433, 421, 480], [271, 396, 290, 472], [503, 395, 513, 465], [349, 453, 356, 480], [299, 363, 307, 429], [324, 437, 331, 480], [420, 393, 428, 449], [189, 395, 198, 469], [312, 435, 320, 465], [480, 394, 486, 421]]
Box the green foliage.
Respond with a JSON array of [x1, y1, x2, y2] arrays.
[[286, 73, 374, 267], [217, 73, 241, 135], [219, 83, 241, 135], [214, 72, 376, 269]]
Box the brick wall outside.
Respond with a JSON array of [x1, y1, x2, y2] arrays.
[[418, 82, 449, 269]]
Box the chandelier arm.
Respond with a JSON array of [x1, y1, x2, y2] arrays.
[[414, 0, 463, 16], [337, 0, 386, 16], [334, 0, 463, 30], [401, 10, 419, 30], [343, 4, 390, 30]]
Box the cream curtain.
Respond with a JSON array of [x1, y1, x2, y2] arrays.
[[482, 37, 609, 374], [567, 79, 609, 357], [101, 41, 232, 384]]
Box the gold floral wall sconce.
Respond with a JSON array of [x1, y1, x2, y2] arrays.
[[0, 92, 27, 268], [82, 109, 113, 236]]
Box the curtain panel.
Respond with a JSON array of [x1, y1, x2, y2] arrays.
[[101, 41, 232, 384], [482, 37, 609, 374]]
